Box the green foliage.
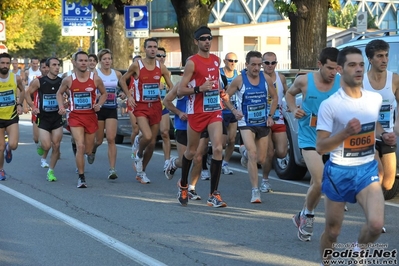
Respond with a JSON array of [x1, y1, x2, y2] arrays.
[[328, 4, 379, 29], [274, 0, 339, 16]]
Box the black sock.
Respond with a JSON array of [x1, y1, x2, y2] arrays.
[[202, 154, 208, 170], [79, 173, 85, 179], [207, 146, 213, 155], [180, 155, 192, 187], [210, 158, 222, 194], [72, 143, 77, 156]]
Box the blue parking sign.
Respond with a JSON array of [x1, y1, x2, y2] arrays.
[[124, 6, 149, 30]]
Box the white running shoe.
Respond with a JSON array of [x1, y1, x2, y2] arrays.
[[131, 135, 140, 159], [239, 145, 248, 168], [41, 159, 49, 168], [201, 169, 210, 180], [222, 164, 233, 175], [260, 180, 272, 193], [134, 151, 143, 173], [136, 172, 150, 184], [250, 188, 261, 203]]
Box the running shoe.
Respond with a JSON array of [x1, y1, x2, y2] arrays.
[[163, 160, 169, 172], [87, 153, 95, 164], [136, 172, 150, 184], [164, 157, 177, 180], [207, 191, 227, 207], [222, 164, 233, 175], [177, 179, 188, 206], [292, 212, 314, 236], [344, 205, 348, 211], [5, 142, 12, 163], [0, 169, 6, 181], [134, 151, 143, 173], [108, 168, 118, 180], [188, 190, 201, 200], [239, 145, 248, 168], [382, 226, 386, 233], [250, 188, 261, 203], [47, 170, 57, 182], [77, 177, 87, 188], [292, 212, 312, 241], [37, 143, 44, 156], [201, 170, 210, 180], [131, 135, 140, 159], [260, 180, 272, 193], [41, 159, 49, 168]]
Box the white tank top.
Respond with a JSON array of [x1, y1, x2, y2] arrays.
[[97, 69, 119, 108], [363, 71, 395, 132], [28, 67, 42, 86]]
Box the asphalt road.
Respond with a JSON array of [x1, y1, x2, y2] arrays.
[[1, 114, 398, 266]]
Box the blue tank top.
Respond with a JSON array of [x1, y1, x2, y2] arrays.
[[238, 71, 268, 127], [298, 73, 340, 148], [220, 68, 238, 115], [174, 96, 188, 130]]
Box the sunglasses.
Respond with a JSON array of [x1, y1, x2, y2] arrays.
[[226, 59, 238, 63], [156, 54, 166, 58], [197, 36, 213, 41], [263, 60, 277, 66]]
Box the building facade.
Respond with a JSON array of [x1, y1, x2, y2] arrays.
[[146, 0, 399, 68]]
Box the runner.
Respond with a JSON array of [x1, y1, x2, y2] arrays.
[[224, 51, 278, 203], [56, 51, 107, 188], [286, 47, 340, 241], [119, 38, 173, 184], [317, 46, 396, 265], [0, 53, 25, 180], [25, 57, 63, 181]]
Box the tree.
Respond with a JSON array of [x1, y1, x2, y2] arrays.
[[274, 0, 340, 69], [170, 0, 217, 65]]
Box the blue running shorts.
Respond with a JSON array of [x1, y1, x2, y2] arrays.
[[322, 159, 379, 203]]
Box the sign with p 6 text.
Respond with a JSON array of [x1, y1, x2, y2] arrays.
[[124, 6, 149, 38], [62, 0, 94, 36]]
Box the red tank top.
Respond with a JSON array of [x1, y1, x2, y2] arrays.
[[69, 72, 96, 113], [134, 60, 162, 103], [186, 54, 222, 114]]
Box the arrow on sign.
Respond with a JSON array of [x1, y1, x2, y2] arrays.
[[84, 7, 91, 15]]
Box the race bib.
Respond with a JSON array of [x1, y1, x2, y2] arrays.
[[378, 104, 391, 129], [309, 113, 317, 127], [203, 90, 221, 112], [142, 83, 160, 102], [42, 94, 58, 112], [247, 103, 266, 125], [0, 90, 15, 107], [73, 92, 92, 110], [343, 122, 375, 158], [104, 87, 117, 107]]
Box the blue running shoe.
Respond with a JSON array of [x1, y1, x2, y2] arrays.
[[0, 169, 6, 181], [5, 142, 12, 163]]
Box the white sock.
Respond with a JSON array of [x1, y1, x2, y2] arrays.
[[188, 185, 195, 191]]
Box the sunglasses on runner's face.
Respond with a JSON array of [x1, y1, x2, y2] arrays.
[[197, 36, 213, 41], [263, 60, 277, 66], [226, 59, 238, 63], [156, 54, 166, 58]]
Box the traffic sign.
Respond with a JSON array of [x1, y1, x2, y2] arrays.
[[62, 0, 94, 36], [356, 11, 367, 33], [0, 20, 6, 41], [0, 44, 8, 53], [124, 6, 149, 38]]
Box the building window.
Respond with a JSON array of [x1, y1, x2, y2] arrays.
[[266, 37, 281, 45]]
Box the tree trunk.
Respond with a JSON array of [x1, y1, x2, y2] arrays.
[[93, 0, 145, 69], [171, 0, 216, 66], [289, 0, 329, 69]]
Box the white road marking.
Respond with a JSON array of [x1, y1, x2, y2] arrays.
[[0, 184, 168, 266]]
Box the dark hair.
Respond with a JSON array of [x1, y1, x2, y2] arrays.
[[337, 46, 363, 66], [158, 47, 166, 53], [318, 47, 339, 65], [45, 57, 59, 67], [40, 58, 47, 65], [365, 39, 390, 59], [31, 57, 39, 62], [144, 38, 158, 48], [0, 53, 12, 61], [73, 51, 89, 61], [88, 53, 98, 62], [245, 51, 262, 64]]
